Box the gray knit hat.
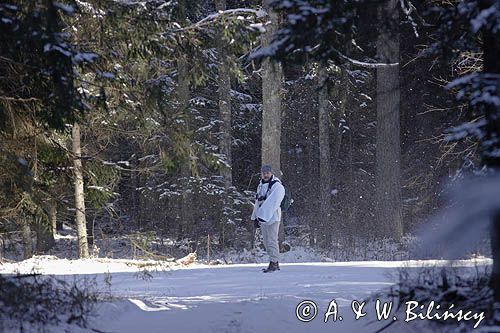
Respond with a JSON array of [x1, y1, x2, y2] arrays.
[[260, 164, 272, 173]]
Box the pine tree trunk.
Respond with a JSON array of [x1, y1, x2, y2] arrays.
[[215, 0, 232, 190], [72, 122, 89, 258], [87, 215, 94, 247], [49, 201, 57, 235], [332, 67, 349, 162], [20, 214, 33, 259], [35, 213, 54, 253], [216, 0, 233, 248], [492, 214, 500, 304], [331, 64, 351, 241], [261, 0, 285, 248], [479, 0, 500, 307], [375, 0, 403, 241], [261, 0, 283, 174], [347, 123, 357, 236], [307, 97, 318, 248], [136, 170, 144, 230], [131, 169, 140, 229], [318, 65, 332, 247], [176, 0, 193, 240], [178, 60, 191, 240]]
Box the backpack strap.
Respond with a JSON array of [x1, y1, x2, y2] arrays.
[[268, 179, 279, 189], [266, 179, 280, 195], [256, 177, 280, 201]]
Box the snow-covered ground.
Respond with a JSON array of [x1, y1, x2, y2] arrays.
[[0, 256, 492, 332]]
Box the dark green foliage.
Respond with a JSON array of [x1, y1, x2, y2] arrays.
[[0, 1, 88, 131], [253, 0, 361, 63], [428, 1, 500, 167]]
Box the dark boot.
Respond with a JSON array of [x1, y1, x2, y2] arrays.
[[262, 262, 272, 272], [263, 261, 279, 273]]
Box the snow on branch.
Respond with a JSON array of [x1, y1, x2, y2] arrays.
[[335, 50, 399, 69], [399, 0, 420, 38], [252, 42, 399, 68], [342, 56, 399, 69], [176, 8, 267, 31]]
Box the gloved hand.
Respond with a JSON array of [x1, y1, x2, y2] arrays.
[[253, 219, 260, 228]]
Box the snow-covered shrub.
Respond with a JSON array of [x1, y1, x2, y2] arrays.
[[374, 264, 492, 332]]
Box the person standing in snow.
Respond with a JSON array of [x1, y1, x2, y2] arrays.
[[251, 165, 286, 273]]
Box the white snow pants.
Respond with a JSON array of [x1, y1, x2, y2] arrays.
[[261, 220, 280, 262]]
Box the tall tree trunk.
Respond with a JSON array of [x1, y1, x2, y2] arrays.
[[87, 215, 94, 247], [261, 0, 283, 174], [216, 0, 233, 248], [375, 0, 403, 241], [72, 122, 89, 258], [332, 67, 349, 162], [307, 94, 318, 248], [49, 201, 58, 235], [215, 0, 232, 190], [318, 65, 332, 247], [329, 65, 350, 243], [35, 216, 54, 253], [261, 0, 285, 248], [176, 0, 193, 241], [479, 0, 500, 308], [492, 214, 500, 306], [346, 121, 357, 241], [136, 170, 145, 230], [20, 214, 32, 259], [178, 62, 191, 240]]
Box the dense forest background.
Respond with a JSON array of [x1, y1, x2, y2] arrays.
[[0, 0, 496, 263]]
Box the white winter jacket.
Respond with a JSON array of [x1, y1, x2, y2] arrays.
[[251, 176, 285, 225]]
